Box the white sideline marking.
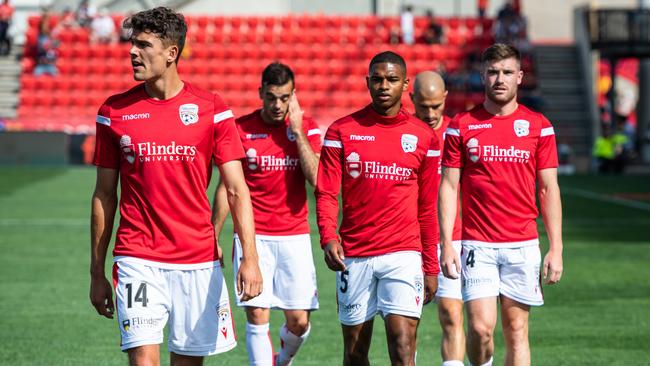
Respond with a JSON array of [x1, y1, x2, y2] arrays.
[[562, 187, 650, 213], [0, 218, 87, 226]]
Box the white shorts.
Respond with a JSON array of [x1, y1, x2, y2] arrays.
[[336, 251, 424, 326], [436, 240, 463, 301], [113, 258, 236, 355], [460, 243, 544, 306], [233, 234, 319, 310]]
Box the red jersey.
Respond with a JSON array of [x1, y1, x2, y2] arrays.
[[0, 4, 13, 21], [93, 83, 245, 267], [442, 104, 558, 246], [432, 116, 462, 241], [316, 105, 440, 276], [236, 110, 321, 236]]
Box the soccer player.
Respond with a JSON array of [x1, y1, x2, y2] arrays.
[[439, 43, 563, 366], [213, 62, 321, 366], [410, 71, 465, 366], [316, 51, 440, 366], [89, 8, 262, 366]]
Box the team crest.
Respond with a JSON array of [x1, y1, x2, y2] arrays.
[[286, 127, 297, 142], [513, 119, 530, 137], [346, 152, 362, 178], [120, 135, 135, 164], [401, 134, 418, 153], [122, 319, 130, 332], [246, 148, 258, 170], [414, 276, 423, 293], [467, 138, 481, 163], [179, 103, 199, 125], [217, 306, 230, 338]]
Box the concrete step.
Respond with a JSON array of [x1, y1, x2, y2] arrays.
[[0, 108, 17, 119]]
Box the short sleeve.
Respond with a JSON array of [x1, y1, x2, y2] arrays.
[[305, 117, 322, 153], [212, 94, 245, 165], [93, 103, 120, 169], [536, 116, 558, 170], [441, 114, 463, 168]]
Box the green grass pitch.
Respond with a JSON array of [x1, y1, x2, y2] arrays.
[[1, 167, 649, 365]]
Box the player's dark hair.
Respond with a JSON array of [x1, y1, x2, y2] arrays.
[[261, 62, 295, 88], [369, 51, 407, 75], [481, 43, 521, 66], [123, 7, 187, 63]]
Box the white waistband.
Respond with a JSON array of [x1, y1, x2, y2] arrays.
[[233, 233, 311, 241], [114, 256, 219, 270], [461, 238, 539, 249]]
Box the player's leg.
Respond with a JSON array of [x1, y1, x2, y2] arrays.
[[342, 320, 375, 366], [461, 245, 500, 366], [114, 261, 169, 366], [498, 245, 544, 366], [167, 265, 236, 361], [375, 251, 425, 366], [233, 235, 276, 365], [437, 297, 465, 365], [274, 234, 319, 365], [436, 240, 465, 365], [500, 296, 530, 366], [337, 256, 377, 365], [384, 314, 418, 365]]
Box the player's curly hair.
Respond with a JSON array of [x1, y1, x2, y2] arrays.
[[123, 7, 187, 63], [481, 43, 521, 65]]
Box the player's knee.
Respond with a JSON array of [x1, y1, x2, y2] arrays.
[[343, 346, 369, 365], [439, 306, 464, 330], [467, 322, 493, 345], [388, 332, 416, 363], [503, 317, 528, 342], [286, 318, 310, 336]]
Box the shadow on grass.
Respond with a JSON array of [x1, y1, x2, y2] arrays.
[[0, 166, 68, 197]]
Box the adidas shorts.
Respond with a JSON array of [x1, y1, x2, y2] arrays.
[[336, 251, 424, 326], [460, 243, 544, 306], [233, 234, 319, 310], [435, 240, 463, 301], [113, 258, 236, 356]]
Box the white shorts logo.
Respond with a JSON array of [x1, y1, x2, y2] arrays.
[[217, 306, 230, 339], [346, 152, 362, 178], [246, 148, 258, 170], [179, 104, 199, 125], [513, 119, 530, 137], [120, 135, 135, 164], [467, 138, 481, 163], [401, 134, 418, 153]]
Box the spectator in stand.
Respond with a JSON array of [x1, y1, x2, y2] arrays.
[[422, 10, 443, 45], [90, 8, 117, 44], [34, 12, 59, 77], [494, 1, 530, 53], [75, 0, 96, 28], [400, 5, 414, 45], [478, 0, 488, 18], [52, 7, 79, 37], [593, 124, 617, 174], [0, 0, 14, 56]]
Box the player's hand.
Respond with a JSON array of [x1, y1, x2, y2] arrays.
[[423, 275, 438, 305], [215, 240, 225, 268], [237, 258, 263, 301], [543, 249, 563, 285], [287, 92, 304, 134], [440, 243, 461, 279], [90, 274, 114, 319], [323, 240, 346, 271]]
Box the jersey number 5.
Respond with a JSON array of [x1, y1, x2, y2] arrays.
[[339, 270, 350, 293], [125, 282, 148, 308]]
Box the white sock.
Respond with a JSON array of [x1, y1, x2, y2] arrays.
[[442, 361, 464, 366], [246, 322, 273, 366], [276, 323, 311, 366], [442, 360, 465, 366], [471, 356, 493, 366]]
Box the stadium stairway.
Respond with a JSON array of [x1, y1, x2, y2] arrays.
[[534, 44, 591, 163], [0, 45, 21, 120]]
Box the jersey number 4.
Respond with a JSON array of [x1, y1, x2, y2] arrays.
[[125, 282, 148, 308], [466, 250, 476, 268]]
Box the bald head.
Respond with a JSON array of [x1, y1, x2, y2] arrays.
[[410, 71, 448, 129]]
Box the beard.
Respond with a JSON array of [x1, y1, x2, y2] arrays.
[[485, 86, 517, 106]]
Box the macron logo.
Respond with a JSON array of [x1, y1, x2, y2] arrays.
[[350, 134, 376, 142], [122, 113, 150, 121], [468, 123, 492, 130]]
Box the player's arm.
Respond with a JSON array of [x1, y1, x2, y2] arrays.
[[89, 167, 118, 319], [538, 168, 563, 285], [288, 93, 320, 186], [419, 140, 441, 304], [315, 126, 345, 271], [211, 177, 229, 265], [439, 166, 462, 279], [218, 160, 262, 301]]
